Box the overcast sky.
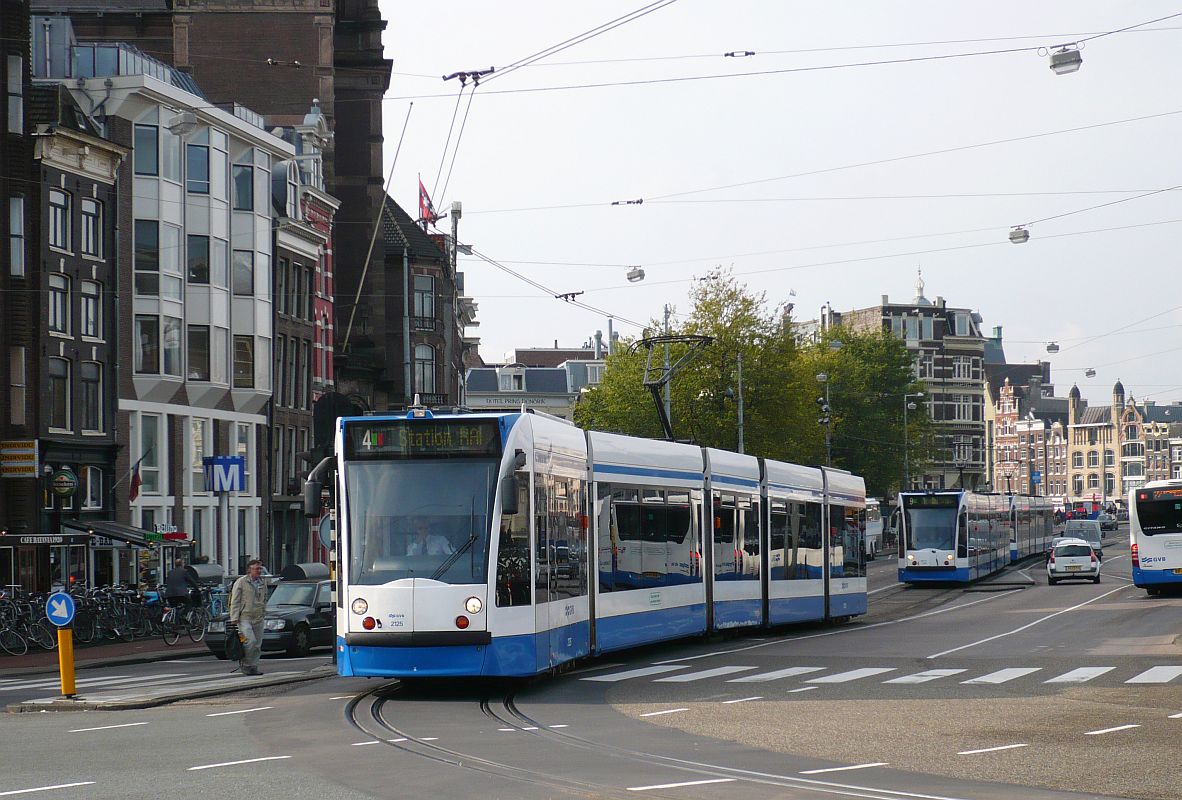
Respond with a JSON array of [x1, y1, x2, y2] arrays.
[[379, 1, 1182, 406]]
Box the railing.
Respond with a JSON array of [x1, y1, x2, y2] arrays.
[[411, 316, 439, 332]]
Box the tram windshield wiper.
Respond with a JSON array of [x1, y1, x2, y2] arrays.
[[430, 530, 477, 581]]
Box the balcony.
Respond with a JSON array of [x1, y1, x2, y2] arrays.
[[411, 316, 439, 333]]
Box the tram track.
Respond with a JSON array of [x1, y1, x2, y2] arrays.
[[343, 680, 975, 800]]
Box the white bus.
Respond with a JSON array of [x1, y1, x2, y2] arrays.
[[1130, 480, 1182, 595]]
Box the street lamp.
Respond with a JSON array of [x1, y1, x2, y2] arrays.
[[903, 392, 924, 491]]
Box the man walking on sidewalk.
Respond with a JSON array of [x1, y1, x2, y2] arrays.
[[229, 560, 267, 675]]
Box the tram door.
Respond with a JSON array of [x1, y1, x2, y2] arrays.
[[534, 470, 555, 670]]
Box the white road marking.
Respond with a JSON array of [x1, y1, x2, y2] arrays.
[[205, 706, 274, 717], [627, 778, 735, 791], [806, 668, 895, 684], [640, 708, 688, 717], [188, 756, 291, 771], [928, 584, 1129, 658], [568, 662, 626, 676], [329, 696, 354, 700], [800, 762, 889, 774], [0, 782, 97, 796], [549, 724, 569, 728], [1126, 666, 1182, 684], [420, 737, 438, 741], [958, 743, 1028, 755], [885, 669, 966, 684], [1084, 724, 1140, 735], [867, 584, 902, 595], [497, 728, 515, 732], [351, 741, 380, 746], [582, 665, 687, 682], [728, 666, 824, 683], [961, 668, 1041, 685], [1168, 712, 1182, 719], [723, 696, 762, 704], [654, 666, 756, 683], [1045, 667, 1115, 684], [0, 674, 137, 691], [68, 722, 149, 733], [788, 686, 819, 693], [388, 738, 407, 743]]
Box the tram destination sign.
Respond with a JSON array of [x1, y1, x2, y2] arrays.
[[345, 419, 501, 460], [903, 494, 959, 508]]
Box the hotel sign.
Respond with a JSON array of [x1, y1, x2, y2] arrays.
[[0, 440, 38, 479]]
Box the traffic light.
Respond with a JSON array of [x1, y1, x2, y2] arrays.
[[816, 396, 830, 425]]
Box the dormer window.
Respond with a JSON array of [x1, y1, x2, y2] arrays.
[[497, 365, 525, 392]]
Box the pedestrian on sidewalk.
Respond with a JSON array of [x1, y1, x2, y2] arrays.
[[164, 559, 199, 607], [229, 559, 267, 676]]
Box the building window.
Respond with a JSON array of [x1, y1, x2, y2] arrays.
[[1087, 450, 1099, 467], [134, 124, 158, 175], [274, 335, 286, 406], [232, 164, 253, 211], [187, 235, 210, 284], [414, 344, 435, 394], [953, 356, 972, 379], [79, 199, 102, 257], [7, 55, 23, 134], [276, 259, 287, 315], [1126, 425, 1139, 440], [9, 347, 26, 425], [48, 190, 71, 250], [140, 414, 160, 494], [48, 274, 70, 334], [1087, 473, 1099, 490], [83, 466, 102, 510], [134, 220, 159, 295], [304, 269, 314, 320], [414, 275, 435, 322], [1072, 475, 1083, 495], [188, 325, 210, 381], [8, 196, 24, 276], [80, 281, 101, 338], [233, 335, 254, 388], [186, 143, 210, 193], [80, 361, 102, 432], [1071, 452, 1083, 469], [954, 313, 969, 336], [586, 364, 604, 385], [301, 340, 312, 409], [232, 250, 253, 296], [1104, 449, 1115, 467], [163, 317, 182, 377], [236, 422, 252, 491], [162, 127, 181, 182], [192, 418, 209, 492], [48, 357, 70, 430], [134, 315, 159, 374]]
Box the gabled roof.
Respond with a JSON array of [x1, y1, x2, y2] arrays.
[[1079, 406, 1112, 425], [465, 367, 571, 394], [381, 196, 447, 264], [1140, 404, 1182, 424], [28, 84, 102, 136]]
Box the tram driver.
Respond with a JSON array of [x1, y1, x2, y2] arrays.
[[406, 517, 456, 556]]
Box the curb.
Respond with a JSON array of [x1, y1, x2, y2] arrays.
[[5, 665, 335, 713], [0, 647, 209, 679]]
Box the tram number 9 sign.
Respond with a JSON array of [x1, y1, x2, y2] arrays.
[[345, 419, 500, 460], [904, 494, 958, 508]]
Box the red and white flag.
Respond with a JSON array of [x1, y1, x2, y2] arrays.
[[418, 179, 439, 228], [128, 455, 145, 502]]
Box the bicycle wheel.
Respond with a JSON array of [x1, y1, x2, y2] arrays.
[[162, 622, 181, 646], [72, 613, 96, 644], [187, 608, 210, 642], [0, 628, 27, 657], [29, 621, 56, 650]]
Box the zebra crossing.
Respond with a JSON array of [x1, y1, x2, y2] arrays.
[[1, 669, 300, 706], [581, 662, 1182, 689]]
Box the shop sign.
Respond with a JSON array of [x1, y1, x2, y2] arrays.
[[0, 533, 91, 546], [0, 440, 38, 479], [51, 467, 79, 497]]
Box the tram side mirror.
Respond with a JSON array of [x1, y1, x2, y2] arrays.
[[303, 479, 323, 518]]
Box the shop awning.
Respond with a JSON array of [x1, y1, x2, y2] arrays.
[[63, 520, 153, 548]]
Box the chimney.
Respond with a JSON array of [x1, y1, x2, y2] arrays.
[[881, 294, 889, 305], [554, 339, 558, 349], [593, 330, 604, 358], [992, 325, 1003, 340]]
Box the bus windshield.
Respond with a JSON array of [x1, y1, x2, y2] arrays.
[[904, 505, 958, 551], [346, 459, 498, 585], [1137, 498, 1182, 535]]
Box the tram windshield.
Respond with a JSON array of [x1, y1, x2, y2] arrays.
[[346, 459, 498, 585], [903, 495, 959, 551]]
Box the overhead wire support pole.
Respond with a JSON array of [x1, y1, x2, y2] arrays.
[[637, 334, 712, 441]]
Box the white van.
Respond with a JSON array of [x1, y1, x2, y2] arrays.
[[1063, 519, 1103, 559]]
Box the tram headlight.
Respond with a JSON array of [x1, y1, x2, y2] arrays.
[[465, 596, 483, 614], [351, 598, 368, 615], [907, 553, 916, 561]]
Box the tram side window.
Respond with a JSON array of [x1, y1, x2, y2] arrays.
[[956, 510, 968, 559], [495, 471, 530, 607], [666, 492, 698, 585], [769, 502, 790, 579], [839, 505, 866, 578], [735, 496, 759, 580], [613, 500, 668, 588], [713, 494, 738, 578]]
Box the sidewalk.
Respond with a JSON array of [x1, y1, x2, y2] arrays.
[[0, 636, 207, 678]]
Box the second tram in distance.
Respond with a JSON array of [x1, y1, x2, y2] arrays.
[[311, 408, 870, 678], [897, 490, 1056, 584]]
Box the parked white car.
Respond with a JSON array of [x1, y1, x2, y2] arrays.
[[1046, 538, 1100, 585]]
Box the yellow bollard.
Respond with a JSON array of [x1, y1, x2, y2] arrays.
[[57, 626, 76, 698]]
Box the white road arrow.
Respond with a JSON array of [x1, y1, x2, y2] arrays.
[[49, 597, 68, 620]]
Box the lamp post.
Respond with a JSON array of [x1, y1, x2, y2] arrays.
[[902, 392, 924, 491]]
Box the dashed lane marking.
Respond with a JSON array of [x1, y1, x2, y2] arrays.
[[958, 744, 1028, 755], [627, 778, 735, 792], [640, 708, 689, 717], [1084, 724, 1141, 736], [0, 782, 97, 796], [188, 756, 291, 771], [205, 706, 274, 717], [723, 696, 762, 704], [68, 722, 149, 733], [799, 762, 889, 774]]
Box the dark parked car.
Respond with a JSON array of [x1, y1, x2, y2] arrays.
[[206, 578, 335, 658]]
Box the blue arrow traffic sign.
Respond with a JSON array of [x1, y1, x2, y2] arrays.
[[45, 591, 76, 627]]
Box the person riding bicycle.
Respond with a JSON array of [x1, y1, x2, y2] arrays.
[[164, 559, 200, 607]]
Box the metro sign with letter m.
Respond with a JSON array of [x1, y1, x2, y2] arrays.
[[202, 456, 246, 493]]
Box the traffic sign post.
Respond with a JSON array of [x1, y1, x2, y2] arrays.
[[45, 592, 77, 698]]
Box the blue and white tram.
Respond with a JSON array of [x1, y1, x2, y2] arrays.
[[317, 408, 868, 678], [1008, 494, 1057, 563], [897, 490, 1010, 584]]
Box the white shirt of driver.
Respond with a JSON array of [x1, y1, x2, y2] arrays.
[[407, 534, 455, 556]]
